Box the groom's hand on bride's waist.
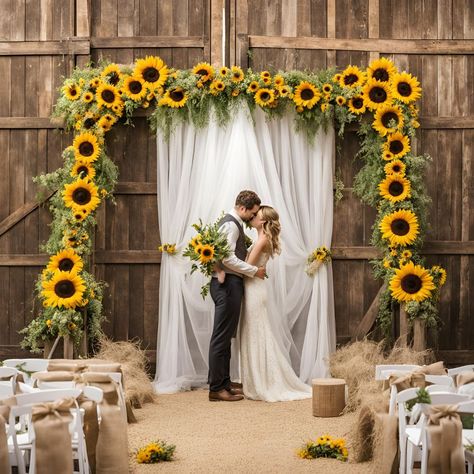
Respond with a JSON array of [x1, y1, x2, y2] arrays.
[[255, 267, 266, 279]]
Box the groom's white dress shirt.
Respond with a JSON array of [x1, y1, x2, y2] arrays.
[[218, 209, 258, 278]]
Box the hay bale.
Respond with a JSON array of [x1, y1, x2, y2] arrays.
[[93, 338, 157, 407]]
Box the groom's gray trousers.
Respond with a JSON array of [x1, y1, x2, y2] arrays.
[[208, 274, 244, 392]]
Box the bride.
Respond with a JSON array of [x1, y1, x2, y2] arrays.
[[239, 206, 312, 402]]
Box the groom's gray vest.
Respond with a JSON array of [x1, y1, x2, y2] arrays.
[[219, 214, 246, 277]]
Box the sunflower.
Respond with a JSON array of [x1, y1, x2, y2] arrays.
[[247, 81, 259, 93], [82, 91, 94, 103], [274, 75, 285, 87], [133, 56, 168, 88], [122, 76, 147, 101], [62, 83, 81, 100], [96, 83, 122, 109], [384, 159, 406, 176], [112, 103, 123, 115], [190, 234, 202, 248], [89, 77, 100, 89], [199, 244, 215, 264], [322, 83, 332, 94], [47, 248, 84, 274], [192, 62, 214, 82], [391, 72, 421, 104], [401, 250, 412, 260], [260, 71, 271, 80], [100, 63, 122, 86], [293, 82, 321, 109], [63, 177, 101, 214], [194, 244, 203, 255], [98, 116, 112, 132], [383, 151, 395, 161], [380, 209, 419, 247], [41, 271, 86, 309], [209, 79, 225, 95], [336, 96, 346, 106], [231, 66, 244, 83], [362, 78, 392, 110], [254, 88, 276, 107], [82, 112, 97, 130], [389, 261, 435, 303], [367, 57, 397, 83], [383, 132, 411, 159], [160, 87, 188, 108], [431, 265, 447, 286], [278, 85, 291, 97], [262, 76, 272, 85], [339, 65, 366, 88], [373, 105, 404, 136], [332, 73, 342, 83], [73, 210, 89, 222], [347, 95, 366, 115], [71, 160, 96, 180], [73, 132, 100, 163], [379, 175, 411, 202]]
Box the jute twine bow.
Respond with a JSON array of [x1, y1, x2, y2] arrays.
[[31, 397, 75, 474], [455, 370, 474, 388], [426, 404, 465, 474]]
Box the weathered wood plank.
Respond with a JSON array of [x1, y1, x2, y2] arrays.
[[90, 36, 204, 48], [94, 250, 162, 264], [0, 40, 90, 55], [210, 0, 224, 65], [76, 0, 91, 37], [0, 117, 64, 129]]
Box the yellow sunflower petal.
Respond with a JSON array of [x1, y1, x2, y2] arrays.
[[379, 175, 411, 202], [72, 132, 101, 163], [390, 261, 436, 302], [41, 270, 86, 309], [391, 72, 421, 104], [380, 209, 419, 247], [373, 105, 404, 136]]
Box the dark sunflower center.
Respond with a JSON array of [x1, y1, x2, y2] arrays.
[[391, 219, 409, 236], [58, 258, 74, 272], [400, 274, 422, 294], [392, 164, 401, 172], [344, 74, 358, 85], [251, 84, 257, 90], [70, 87, 77, 96], [301, 88, 314, 100], [388, 181, 404, 196], [369, 86, 387, 103], [54, 280, 76, 298], [108, 72, 120, 86], [323, 86, 331, 92], [261, 92, 270, 101], [170, 89, 184, 102], [129, 81, 142, 94], [352, 98, 364, 109], [79, 141, 94, 157], [72, 188, 91, 205], [382, 112, 399, 129], [77, 165, 89, 176], [101, 89, 115, 103], [397, 82, 412, 96], [389, 140, 404, 154], [373, 69, 389, 82], [143, 67, 159, 82], [84, 118, 95, 129], [196, 68, 208, 76], [202, 249, 212, 257]]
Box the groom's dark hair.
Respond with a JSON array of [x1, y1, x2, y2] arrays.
[[235, 190, 261, 209]]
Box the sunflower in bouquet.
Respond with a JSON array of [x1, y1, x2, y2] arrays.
[[183, 216, 230, 298], [305, 246, 332, 277]]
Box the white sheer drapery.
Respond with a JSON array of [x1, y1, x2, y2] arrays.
[[154, 105, 336, 393]]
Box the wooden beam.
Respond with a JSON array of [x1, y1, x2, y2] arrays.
[[114, 182, 157, 194], [420, 116, 474, 129], [351, 283, 387, 341], [0, 254, 48, 266], [0, 190, 56, 238], [0, 40, 90, 56], [248, 36, 474, 54], [90, 36, 204, 49], [0, 117, 66, 129], [94, 250, 162, 264], [210, 0, 225, 66]]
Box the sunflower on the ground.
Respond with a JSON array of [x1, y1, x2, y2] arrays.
[[46, 248, 84, 274], [73, 132, 101, 163], [383, 132, 410, 159], [133, 56, 168, 88], [379, 175, 411, 203], [122, 76, 147, 101], [338, 65, 366, 88], [366, 57, 397, 83], [41, 271, 86, 309], [71, 160, 96, 180], [231, 66, 244, 83], [63, 177, 101, 214], [62, 83, 82, 101], [293, 81, 321, 109], [389, 261, 436, 303], [391, 72, 421, 104], [100, 63, 122, 86], [384, 159, 406, 176], [362, 78, 392, 110], [254, 88, 276, 107], [159, 87, 188, 108], [192, 62, 214, 83], [347, 95, 366, 115], [96, 83, 122, 109], [373, 104, 404, 136], [380, 209, 419, 247]]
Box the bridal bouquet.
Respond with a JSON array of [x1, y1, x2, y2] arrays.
[[136, 439, 175, 463], [183, 216, 230, 298], [305, 246, 332, 277], [297, 434, 348, 461]]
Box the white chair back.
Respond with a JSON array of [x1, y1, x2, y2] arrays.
[[425, 374, 454, 386], [375, 364, 421, 381], [3, 359, 48, 385], [426, 384, 456, 394], [458, 383, 474, 398], [447, 365, 474, 376], [0, 367, 18, 396]]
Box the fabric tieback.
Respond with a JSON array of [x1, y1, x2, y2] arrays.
[[389, 372, 426, 392], [31, 398, 75, 474], [455, 370, 474, 388], [425, 404, 465, 474]]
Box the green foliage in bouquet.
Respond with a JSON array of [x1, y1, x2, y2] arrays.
[[136, 440, 176, 463], [183, 216, 230, 298], [405, 387, 431, 412]]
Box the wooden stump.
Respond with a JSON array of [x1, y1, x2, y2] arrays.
[[312, 378, 346, 417]]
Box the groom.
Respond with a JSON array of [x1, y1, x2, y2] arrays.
[[208, 190, 266, 402]]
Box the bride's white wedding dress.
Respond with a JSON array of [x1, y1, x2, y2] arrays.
[[240, 250, 312, 402]]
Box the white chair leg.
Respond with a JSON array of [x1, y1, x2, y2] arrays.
[[468, 462, 473, 474], [405, 442, 414, 474], [399, 435, 406, 474]]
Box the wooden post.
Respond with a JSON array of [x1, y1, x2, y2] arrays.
[[399, 305, 408, 347], [78, 309, 88, 357], [63, 335, 74, 359], [413, 319, 426, 351], [43, 339, 54, 359]]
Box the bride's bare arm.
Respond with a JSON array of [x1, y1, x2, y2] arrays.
[[246, 236, 269, 266]]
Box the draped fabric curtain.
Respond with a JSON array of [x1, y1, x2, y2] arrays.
[[154, 105, 336, 394]]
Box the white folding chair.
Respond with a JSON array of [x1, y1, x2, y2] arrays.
[[447, 365, 474, 377], [405, 392, 471, 474], [0, 366, 18, 396], [8, 388, 89, 474], [375, 364, 421, 381], [3, 359, 49, 385], [426, 384, 456, 394], [415, 400, 474, 474], [458, 383, 474, 398]]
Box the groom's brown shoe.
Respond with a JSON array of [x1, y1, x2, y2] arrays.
[[228, 387, 244, 395], [209, 389, 244, 402], [230, 381, 243, 389]]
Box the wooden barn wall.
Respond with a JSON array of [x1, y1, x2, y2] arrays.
[[0, 0, 472, 365]]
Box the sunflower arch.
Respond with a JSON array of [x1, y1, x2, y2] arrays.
[[20, 56, 445, 355]]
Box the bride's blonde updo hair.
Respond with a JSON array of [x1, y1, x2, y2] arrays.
[[260, 206, 281, 256]]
